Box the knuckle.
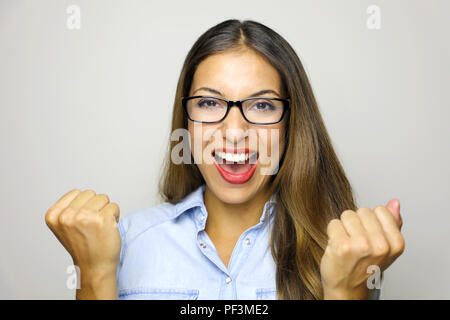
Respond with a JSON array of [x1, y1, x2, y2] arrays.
[[75, 211, 102, 227], [340, 210, 354, 219], [84, 189, 96, 196], [97, 193, 110, 203], [63, 206, 76, 215], [110, 202, 119, 211], [94, 214, 105, 227], [357, 207, 371, 214], [59, 206, 76, 224], [335, 240, 351, 257], [372, 237, 389, 256], [391, 233, 406, 255], [58, 212, 72, 226], [354, 237, 370, 256], [327, 219, 340, 233], [111, 202, 120, 217], [45, 207, 58, 225], [373, 206, 386, 214], [74, 211, 89, 225]]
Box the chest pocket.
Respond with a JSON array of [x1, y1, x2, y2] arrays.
[[255, 288, 277, 300], [119, 287, 199, 300]]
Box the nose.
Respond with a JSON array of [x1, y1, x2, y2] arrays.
[[221, 103, 249, 145]]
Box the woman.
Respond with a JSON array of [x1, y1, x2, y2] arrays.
[[45, 19, 404, 300]]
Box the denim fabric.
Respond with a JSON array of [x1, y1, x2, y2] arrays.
[[117, 184, 277, 300], [116, 183, 380, 300]]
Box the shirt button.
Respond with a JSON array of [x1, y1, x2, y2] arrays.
[[199, 242, 206, 248], [225, 277, 232, 284], [200, 215, 205, 221], [245, 238, 251, 245]]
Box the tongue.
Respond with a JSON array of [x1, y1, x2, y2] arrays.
[[219, 162, 252, 174]]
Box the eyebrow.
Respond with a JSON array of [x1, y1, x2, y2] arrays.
[[192, 87, 281, 98]]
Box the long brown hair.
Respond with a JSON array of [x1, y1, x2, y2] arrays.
[[158, 19, 357, 299]]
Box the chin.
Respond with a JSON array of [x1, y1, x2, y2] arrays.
[[213, 186, 254, 204], [202, 166, 267, 205]]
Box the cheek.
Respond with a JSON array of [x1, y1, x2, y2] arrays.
[[255, 126, 285, 176], [257, 127, 284, 155], [272, 123, 286, 155], [188, 123, 218, 165], [188, 125, 204, 164]]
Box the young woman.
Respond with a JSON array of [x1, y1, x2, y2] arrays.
[[45, 19, 404, 300]]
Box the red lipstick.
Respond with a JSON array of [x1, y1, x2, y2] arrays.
[[212, 148, 258, 184]]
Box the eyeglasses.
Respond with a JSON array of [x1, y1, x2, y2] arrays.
[[182, 95, 290, 125]]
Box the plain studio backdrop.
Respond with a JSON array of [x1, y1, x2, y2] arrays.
[[0, 0, 449, 299]]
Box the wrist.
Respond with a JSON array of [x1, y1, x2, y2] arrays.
[[323, 286, 369, 300], [76, 266, 118, 300]]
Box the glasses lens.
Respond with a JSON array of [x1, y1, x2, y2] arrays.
[[186, 97, 228, 122], [243, 98, 284, 124]]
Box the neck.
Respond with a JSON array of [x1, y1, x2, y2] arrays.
[[203, 185, 272, 239]]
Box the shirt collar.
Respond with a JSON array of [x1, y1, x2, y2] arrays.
[[174, 184, 207, 216], [174, 183, 277, 227], [261, 192, 277, 223]]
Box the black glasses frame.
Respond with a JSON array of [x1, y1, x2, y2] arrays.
[[181, 95, 290, 125]]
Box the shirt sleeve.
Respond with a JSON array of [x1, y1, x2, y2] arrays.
[[116, 219, 126, 280]]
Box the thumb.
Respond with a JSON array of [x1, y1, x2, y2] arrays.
[[386, 198, 402, 230]]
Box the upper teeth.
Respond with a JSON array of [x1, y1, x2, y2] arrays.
[[215, 151, 249, 163]]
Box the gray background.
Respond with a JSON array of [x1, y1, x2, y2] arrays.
[[0, 0, 449, 299]]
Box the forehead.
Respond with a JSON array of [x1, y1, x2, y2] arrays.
[[190, 49, 282, 98]]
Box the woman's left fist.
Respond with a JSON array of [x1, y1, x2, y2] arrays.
[[320, 199, 405, 299]]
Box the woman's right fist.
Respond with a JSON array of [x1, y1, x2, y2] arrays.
[[45, 189, 121, 277]]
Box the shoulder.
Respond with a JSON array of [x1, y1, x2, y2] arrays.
[[118, 201, 179, 244], [118, 184, 206, 246]]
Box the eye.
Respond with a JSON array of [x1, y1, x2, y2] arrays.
[[251, 101, 276, 112], [198, 100, 213, 107], [198, 99, 221, 108]]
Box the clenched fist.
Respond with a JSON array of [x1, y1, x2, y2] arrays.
[[320, 199, 405, 299], [45, 189, 121, 299]]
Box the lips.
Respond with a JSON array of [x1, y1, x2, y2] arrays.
[[211, 148, 259, 184]]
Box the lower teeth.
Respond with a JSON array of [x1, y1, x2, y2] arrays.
[[222, 162, 251, 173], [214, 153, 258, 164]]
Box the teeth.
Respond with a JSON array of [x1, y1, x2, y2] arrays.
[[215, 151, 252, 163]]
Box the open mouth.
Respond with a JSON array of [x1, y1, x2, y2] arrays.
[[211, 148, 259, 184]]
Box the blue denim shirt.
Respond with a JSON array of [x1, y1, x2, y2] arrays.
[[117, 184, 277, 300], [116, 184, 380, 300]]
